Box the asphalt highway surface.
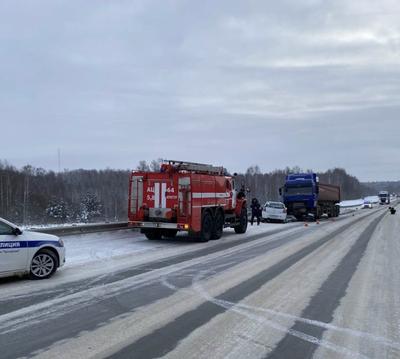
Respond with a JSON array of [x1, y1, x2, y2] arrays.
[[0, 205, 398, 359]]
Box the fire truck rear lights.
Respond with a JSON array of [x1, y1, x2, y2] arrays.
[[184, 224, 190, 230]]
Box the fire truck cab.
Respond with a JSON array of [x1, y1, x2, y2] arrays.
[[128, 160, 248, 241]]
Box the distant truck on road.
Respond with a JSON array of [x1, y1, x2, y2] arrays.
[[378, 191, 390, 205], [279, 173, 341, 220]]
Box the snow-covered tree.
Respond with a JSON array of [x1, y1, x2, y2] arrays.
[[79, 193, 103, 223], [46, 198, 69, 222]]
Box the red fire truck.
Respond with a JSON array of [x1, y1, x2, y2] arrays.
[[128, 160, 248, 241]]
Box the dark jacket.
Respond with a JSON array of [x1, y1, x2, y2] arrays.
[[250, 199, 261, 216]]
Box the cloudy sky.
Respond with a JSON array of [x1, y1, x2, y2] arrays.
[[1, 0, 399, 181]]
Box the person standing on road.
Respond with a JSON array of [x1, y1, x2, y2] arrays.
[[250, 198, 261, 225]]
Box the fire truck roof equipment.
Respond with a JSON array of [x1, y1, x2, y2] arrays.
[[162, 160, 225, 175]]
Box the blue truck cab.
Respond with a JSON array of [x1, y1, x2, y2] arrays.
[[280, 173, 340, 220]]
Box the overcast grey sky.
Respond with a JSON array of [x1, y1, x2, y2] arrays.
[[1, 0, 399, 181]]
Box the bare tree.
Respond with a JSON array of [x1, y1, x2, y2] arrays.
[[150, 159, 162, 172], [137, 160, 150, 171]]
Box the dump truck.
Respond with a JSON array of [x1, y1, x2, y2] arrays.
[[128, 160, 248, 241], [279, 173, 341, 220]]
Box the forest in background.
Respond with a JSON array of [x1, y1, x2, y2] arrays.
[[0, 159, 394, 226]]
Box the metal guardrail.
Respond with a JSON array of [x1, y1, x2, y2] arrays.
[[30, 222, 131, 236]]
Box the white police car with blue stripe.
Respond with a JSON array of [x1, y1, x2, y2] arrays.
[[0, 217, 65, 279]]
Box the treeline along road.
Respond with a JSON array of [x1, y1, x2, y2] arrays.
[[0, 160, 381, 225]]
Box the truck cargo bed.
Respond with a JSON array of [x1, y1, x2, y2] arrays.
[[318, 183, 341, 202]]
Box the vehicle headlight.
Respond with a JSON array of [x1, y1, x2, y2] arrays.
[[58, 238, 64, 247]]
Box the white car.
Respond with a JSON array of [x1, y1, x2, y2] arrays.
[[0, 217, 65, 279], [363, 202, 373, 209], [262, 201, 287, 223]]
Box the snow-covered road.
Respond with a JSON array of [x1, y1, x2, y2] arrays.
[[0, 221, 302, 299], [63, 222, 297, 266], [0, 205, 398, 359]]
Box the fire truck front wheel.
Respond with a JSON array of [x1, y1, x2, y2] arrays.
[[200, 211, 213, 242], [234, 208, 248, 234], [144, 229, 162, 240]]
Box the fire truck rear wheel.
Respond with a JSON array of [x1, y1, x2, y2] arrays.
[[200, 211, 213, 242], [234, 208, 248, 234], [211, 210, 224, 240], [144, 229, 162, 240]]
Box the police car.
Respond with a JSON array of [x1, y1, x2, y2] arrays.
[[0, 217, 65, 279]]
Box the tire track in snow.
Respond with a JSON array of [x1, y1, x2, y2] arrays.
[[0, 224, 301, 314], [190, 270, 400, 357], [266, 212, 387, 359], [108, 212, 378, 359]]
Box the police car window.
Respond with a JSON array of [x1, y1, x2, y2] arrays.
[[0, 222, 13, 235]]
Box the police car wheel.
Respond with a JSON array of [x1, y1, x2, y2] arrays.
[[30, 249, 57, 280]]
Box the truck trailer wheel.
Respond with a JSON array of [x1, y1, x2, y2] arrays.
[[144, 229, 162, 240], [200, 211, 213, 242], [234, 208, 248, 234], [211, 210, 224, 240]]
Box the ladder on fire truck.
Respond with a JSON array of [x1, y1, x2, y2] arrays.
[[166, 160, 224, 175]]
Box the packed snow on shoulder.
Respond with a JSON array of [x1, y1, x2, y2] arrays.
[[339, 199, 364, 213], [62, 222, 299, 267], [363, 195, 379, 204]]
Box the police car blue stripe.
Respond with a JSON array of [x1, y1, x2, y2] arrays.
[[0, 241, 62, 249], [27, 241, 63, 248]]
